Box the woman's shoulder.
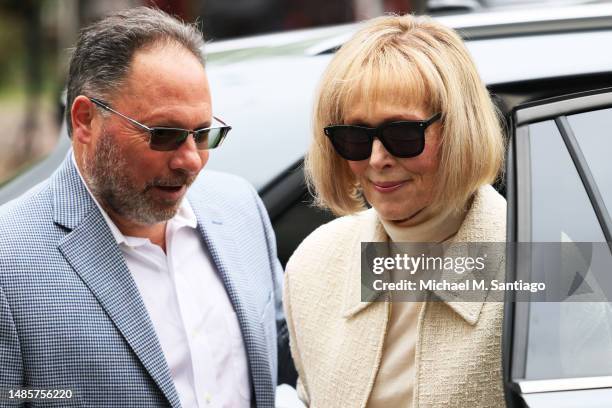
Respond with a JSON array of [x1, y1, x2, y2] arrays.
[[478, 184, 506, 210], [306, 207, 376, 240], [456, 184, 507, 242], [477, 184, 507, 225]]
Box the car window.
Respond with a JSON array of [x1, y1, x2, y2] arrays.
[[528, 120, 604, 242], [567, 108, 612, 216], [522, 119, 612, 381]]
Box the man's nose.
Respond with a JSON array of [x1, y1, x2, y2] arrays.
[[168, 134, 207, 174], [369, 138, 394, 170]]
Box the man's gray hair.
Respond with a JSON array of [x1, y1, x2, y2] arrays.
[[65, 7, 206, 137]]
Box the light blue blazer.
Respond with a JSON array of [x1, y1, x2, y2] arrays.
[[0, 155, 285, 407]]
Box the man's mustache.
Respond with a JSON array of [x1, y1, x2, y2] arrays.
[[145, 173, 196, 190]]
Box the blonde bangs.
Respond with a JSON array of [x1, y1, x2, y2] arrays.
[[331, 45, 443, 123]]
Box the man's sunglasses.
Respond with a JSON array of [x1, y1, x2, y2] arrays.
[[323, 113, 442, 161], [89, 97, 231, 152]]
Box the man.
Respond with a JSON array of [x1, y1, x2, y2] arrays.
[[0, 7, 292, 407]]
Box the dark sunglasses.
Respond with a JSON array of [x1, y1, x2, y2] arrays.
[[89, 97, 231, 152], [324, 112, 442, 161]]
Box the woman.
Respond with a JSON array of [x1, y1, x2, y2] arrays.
[[283, 14, 506, 408]]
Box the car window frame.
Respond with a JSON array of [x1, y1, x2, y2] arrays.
[[504, 87, 612, 407]]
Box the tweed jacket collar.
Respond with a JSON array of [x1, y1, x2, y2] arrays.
[[342, 185, 504, 325]]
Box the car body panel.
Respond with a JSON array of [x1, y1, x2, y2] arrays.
[[3, 3, 612, 201]]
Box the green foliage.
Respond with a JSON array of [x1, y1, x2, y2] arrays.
[[0, 12, 26, 92], [0, 1, 62, 102]]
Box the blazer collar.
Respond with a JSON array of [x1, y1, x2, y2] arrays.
[[51, 152, 97, 230], [436, 186, 504, 325], [50, 156, 273, 407], [52, 156, 272, 405], [341, 209, 389, 318], [342, 186, 503, 325], [52, 153, 182, 408], [187, 188, 273, 407]]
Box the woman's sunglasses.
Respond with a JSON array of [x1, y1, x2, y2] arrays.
[[89, 97, 231, 152], [324, 112, 442, 161]]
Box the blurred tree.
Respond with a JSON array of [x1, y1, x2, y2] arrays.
[[145, 0, 194, 20], [284, 0, 354, 29], [199, 0, 284, 40], [2, 0, 42, 159], [354, 0, 426, 18], [385, 0, 427, 14]]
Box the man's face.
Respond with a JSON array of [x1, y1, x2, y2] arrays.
[[83, 45, 212, 226]]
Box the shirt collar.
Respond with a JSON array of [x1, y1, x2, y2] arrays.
[[71, 152, 197, 247]]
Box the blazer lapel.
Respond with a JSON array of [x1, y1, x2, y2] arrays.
[[190, 200, 272, 406], [52, 155, 181, 408], [342, 209, 390, 317], [438, 185, 506, 325]]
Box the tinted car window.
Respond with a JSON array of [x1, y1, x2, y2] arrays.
[[568, 107, 612, 216], [523, 119, 612, 380], [528, 120, 604, 242]]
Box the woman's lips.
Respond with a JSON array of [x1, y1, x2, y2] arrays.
[[371, 180, 409, 193]]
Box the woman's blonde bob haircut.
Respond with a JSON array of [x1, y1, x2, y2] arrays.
[[305, 14, 504, 216]]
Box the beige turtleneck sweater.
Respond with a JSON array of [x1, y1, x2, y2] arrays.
[[367, 206, 466, 408]]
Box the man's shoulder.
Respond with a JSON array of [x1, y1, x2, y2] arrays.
[[188, 169, 258, 208], [0, 179, 54, 230], [0, 180, 57, 265]]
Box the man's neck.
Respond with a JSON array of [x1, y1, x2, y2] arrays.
[[106, 206, 168, 252]]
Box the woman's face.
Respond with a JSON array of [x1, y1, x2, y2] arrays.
[[344, 101, 442, 225]]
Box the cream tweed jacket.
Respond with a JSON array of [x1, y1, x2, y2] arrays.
[[284, 185, 506, 407]]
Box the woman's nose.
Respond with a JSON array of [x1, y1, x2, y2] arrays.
[[368, 138, 394, 170]]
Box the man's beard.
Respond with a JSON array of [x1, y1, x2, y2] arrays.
[[82, 130, 195, 225]]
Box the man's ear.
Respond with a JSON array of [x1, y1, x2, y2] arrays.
[[71, 96, 97, 145]]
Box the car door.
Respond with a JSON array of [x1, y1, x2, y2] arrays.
[[504, 88, 612, 407]]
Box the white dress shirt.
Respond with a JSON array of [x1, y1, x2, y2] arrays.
[[73, 154, 251, 407]]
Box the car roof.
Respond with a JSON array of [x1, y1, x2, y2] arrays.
[[206, 3, 612, 83], [2, 3, 612, 203], [207, 3, 612, 57], [204, 3, 612, 191]]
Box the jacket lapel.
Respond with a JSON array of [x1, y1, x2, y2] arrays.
[[439, 185, 506, 325], [342, 209, 390, 317], [341, 196, 498, 325], [52, 156, 181, 408], [189, 198, 272, 406]]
